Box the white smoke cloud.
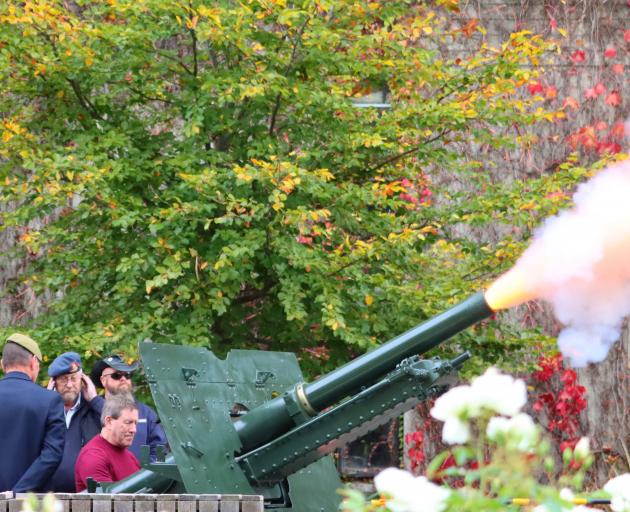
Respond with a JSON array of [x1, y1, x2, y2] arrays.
[[517, 156, 630, 366]]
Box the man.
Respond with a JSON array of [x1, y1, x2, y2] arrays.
[[91, 355, 167, 461], [46, 352, 104, 491], [0, 333, 65, 492], [74, 395, 141, 492]]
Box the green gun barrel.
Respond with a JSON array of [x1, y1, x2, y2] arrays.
[[234, 291, 492, 452]]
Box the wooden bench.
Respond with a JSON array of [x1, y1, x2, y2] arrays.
[[0, 494, 263, 512]]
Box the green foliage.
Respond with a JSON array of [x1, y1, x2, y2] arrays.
[[0, 0, 575, 372]]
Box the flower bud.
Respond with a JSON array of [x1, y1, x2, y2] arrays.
[[574, 437, 590, 460]]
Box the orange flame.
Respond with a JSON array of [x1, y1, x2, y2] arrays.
[[484, 266, 540, 311]]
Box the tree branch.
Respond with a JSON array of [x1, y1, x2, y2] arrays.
[[188, 0, 198, 77], [368, 129, 451, 173], [268, 16, 311, 135]]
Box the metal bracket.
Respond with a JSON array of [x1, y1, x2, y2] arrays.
[[181, 367, 199, 383], [255, 370, 275, 387], [181, 441, 204, 458]]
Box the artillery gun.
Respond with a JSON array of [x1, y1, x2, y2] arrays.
[[98, 292, 494, 511]]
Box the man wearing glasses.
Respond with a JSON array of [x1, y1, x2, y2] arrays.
[[91, 355, 167, 461], [0, 333, 65, 492], [45, 352, 104, 491]]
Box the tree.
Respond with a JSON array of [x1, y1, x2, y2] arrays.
[[1, 0, 567, 374]]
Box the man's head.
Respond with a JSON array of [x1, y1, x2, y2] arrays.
[[101, 395, 138, 448], [48, 352, 83, 406], [1, 333, 42, 382], [91, 355, 139, 398]]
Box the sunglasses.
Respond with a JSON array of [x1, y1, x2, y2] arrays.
[[103, 371, 132, 381]]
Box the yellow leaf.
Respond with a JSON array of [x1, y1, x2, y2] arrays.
[[85, 56, 93, 67], [365, 294, 374, 306], [558, 28, 567, 37]]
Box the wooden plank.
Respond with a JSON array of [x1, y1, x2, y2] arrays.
[[218, 495, 240, 512], [197, 495, 220, 512], [175, 494, 196, 512], [155, 494, 177, 512], [91, 495, 113, 512], [52, 493, 73, 512], [112, 494, 135, 512], [8, 499, 23, 512], [239, 496, 263, 512], [70, 495, 92, 512], [133, 493, 157, 512]]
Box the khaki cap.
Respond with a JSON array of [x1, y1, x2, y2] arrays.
[[5, 333, 43, 361]]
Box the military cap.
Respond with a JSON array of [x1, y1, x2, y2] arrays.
[[5, 333, 43, 361], [48, 352, 82, 378], [90, 354, 139, 389]]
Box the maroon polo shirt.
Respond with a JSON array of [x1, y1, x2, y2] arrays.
[[75, 434, 140, 491]]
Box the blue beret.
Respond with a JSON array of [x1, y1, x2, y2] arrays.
[[48, 352, 82, 378]]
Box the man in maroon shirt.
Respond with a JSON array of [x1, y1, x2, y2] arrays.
[[75, 395, 140, 491]]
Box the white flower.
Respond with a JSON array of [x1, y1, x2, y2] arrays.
[[431, 368, 528, 445], [604, 474, 630, 512], [469, 367, 527, 417], [574, 437, 590, 460], [430, 385, 478, 444], [486, 413, 539, 452], [374, 467, 451, 512]]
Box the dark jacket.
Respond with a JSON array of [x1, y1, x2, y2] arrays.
[[130, 401, 168, 462], [47, 395, 104, 492], [0, 371, 65, 492]]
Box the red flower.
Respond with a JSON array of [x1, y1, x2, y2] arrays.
[[605, 91, 622, 107], [528, 81, 544, 95], [570, 50, 586, 64], [562, 96, 579, 110], [611, 122, 625, 139], [584, 88, 598, 100], [545, 86, 558, 100], [604, 47, 617, 58]]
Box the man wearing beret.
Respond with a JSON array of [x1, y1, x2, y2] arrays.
[[0, 333, 65, 493], [91, 355, 167, 462], [45, 352, 104, 492]]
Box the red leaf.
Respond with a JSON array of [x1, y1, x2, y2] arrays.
[[461, 18, 479, 38], [612, 63, 625, 75], [545, 86, 557, 100], [550, 17, 558, 30], [595, 121, 608, 131], [611, 122, 625, 139], [625, 29, 630, 43], [584, 88, 598, 99], [570, 49, 586, 63], [606, 91, 622, 107], [562, 96, 579, 110], [528, 81, 544, 95], [594, 82, 606, 95], [604, 47, 617, 58]]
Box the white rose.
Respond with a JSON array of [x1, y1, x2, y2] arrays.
[[470, 367, 527, 417], [604, 473, 630, 512], [431, 385, 477, 444], [486, 413, 539, 452], [374, 467, 451, 512], [574, 437, 590, 460]]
